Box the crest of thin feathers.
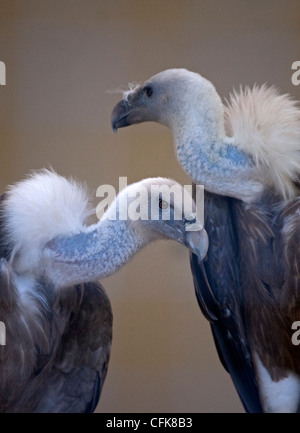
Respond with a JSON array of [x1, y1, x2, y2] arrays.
[[122, 82, 141, 100], [224, 84, 300, 200], [106, 83, 139, 96]]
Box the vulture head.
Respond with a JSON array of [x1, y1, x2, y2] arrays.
[[112, 68, 300, 202], [111, 68, 223, 132]]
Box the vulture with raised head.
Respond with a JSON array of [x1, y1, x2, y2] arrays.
[[111, 68, 300, 413], [0, 168, 207, 412]]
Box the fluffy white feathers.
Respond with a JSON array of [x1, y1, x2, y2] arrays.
[[225, 85, 300, 200], [3, 169, 92, 273]]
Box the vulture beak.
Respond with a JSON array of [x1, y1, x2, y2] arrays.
[[111, 100, 132, 133], [184, 219, 209, 261]]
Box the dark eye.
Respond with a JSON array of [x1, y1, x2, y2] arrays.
[[143, 85, 153, 97], [159, 199, 168, 210]]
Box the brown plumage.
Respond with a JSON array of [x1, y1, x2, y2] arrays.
[[234, 195, 300, 381], [0, 258, 112, 413]]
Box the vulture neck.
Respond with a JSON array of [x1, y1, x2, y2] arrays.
[[44, 218, 149, 287], [171, 102, 263, 202]]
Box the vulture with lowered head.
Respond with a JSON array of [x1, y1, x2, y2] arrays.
[[111, 68, 300, 413], [0, 168, 207, 412]]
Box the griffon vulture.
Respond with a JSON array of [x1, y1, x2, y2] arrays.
[[111, 68, 300, 413], [0, 168, 207, 412]]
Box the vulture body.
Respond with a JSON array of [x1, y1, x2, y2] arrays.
[[0, 169, 206, 412], [111, 68, 300, 413]]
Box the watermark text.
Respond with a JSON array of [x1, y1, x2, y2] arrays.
[[291, 321, 300, 345], [96, 177, 204, 231], [291, 61, 300, 86], [0, 61, 6, 85], [0, 321, 6, 345]]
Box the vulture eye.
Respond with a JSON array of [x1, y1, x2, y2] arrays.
[[159, 199, 169, 210], [144, 85, 153, 98]]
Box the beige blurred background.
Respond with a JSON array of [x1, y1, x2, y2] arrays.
[[1, 0, 299, 413]]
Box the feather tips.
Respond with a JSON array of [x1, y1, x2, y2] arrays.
[[224, 85, 300, 200]]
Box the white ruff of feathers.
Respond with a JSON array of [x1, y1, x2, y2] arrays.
[[224, 84, 300, 200], [2, 169, 92, 274]]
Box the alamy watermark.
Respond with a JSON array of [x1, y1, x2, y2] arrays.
[[291, 321, 300, 345], [0, 61, 6, 85], [95, 177, 204, 231], [291, 61, 300, 86], [0, 321, 5, 345]]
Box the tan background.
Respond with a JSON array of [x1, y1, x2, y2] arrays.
[[1, 0, 300, 413]]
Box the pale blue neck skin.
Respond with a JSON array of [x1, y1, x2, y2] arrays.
[[44, 218, 148, 288], [172, 119, 263, 202]]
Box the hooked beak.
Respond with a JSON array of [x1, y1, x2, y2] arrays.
[[111, 100, 132, 133], [184, 221, 209, 261]]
